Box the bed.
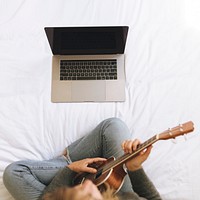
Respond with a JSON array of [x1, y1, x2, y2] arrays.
[[1, 0, 200, 199]]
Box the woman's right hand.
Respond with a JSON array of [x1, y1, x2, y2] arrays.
[[67, 157, 107, 173]]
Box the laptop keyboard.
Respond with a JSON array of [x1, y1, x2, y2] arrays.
[[60, 59, 117, 81]]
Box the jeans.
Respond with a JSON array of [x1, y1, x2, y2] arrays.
[[3, 118, 132, 200]]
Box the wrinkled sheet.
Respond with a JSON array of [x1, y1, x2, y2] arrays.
[[0, 0, 200, 199]]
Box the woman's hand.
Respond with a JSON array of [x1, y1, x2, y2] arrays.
[[121, 139, 152, 171], [67, 157, 107, 173]]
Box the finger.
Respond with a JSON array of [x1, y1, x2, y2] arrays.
[[86, 157, 107, 164], [131, 139, 141, 151], [83, 166, 97, 174], [122, 140, 132, 153], [123, 139, 141, 153], [144, 145, 153, 156], [92, 157, 107, 162], [125, 140, 134, 153], [121, 141, 125, 150], [140, 145, 153, 159]]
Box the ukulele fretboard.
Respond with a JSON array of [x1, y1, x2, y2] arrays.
[[102, 134, 158, 173]]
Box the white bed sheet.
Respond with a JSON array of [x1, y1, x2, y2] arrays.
[[1, 0, 200, 199]]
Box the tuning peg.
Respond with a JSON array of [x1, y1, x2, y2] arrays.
[[184, 134, 187, 141], [168, 128, 173, 136], [179, 124, 184, 132], [172, 138, 177, 144]]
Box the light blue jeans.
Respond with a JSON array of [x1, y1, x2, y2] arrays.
[[3, 118, 132, 200]]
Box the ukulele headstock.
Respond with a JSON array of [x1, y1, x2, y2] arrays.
[[158, 121, 194, 140]]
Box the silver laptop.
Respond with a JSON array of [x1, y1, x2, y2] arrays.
[[44, 26, 129, 102]]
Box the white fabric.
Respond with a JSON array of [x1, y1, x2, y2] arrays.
[[0, 0, 200, 199]]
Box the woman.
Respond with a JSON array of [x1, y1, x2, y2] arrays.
[[42, 139, 161, 200], [3, 118, 161, 200]]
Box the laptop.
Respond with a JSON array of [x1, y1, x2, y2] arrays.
[[44, 26, 129, 102]]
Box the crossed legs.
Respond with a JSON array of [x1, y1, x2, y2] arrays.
[[3, 118, 132, 200]]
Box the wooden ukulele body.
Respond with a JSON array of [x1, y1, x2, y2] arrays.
[[73, 157, 127, 192]]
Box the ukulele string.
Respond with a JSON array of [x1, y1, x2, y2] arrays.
[[101, 135, 158, 174]]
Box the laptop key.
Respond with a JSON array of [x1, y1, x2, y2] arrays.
[[77, 77, 96, 80]]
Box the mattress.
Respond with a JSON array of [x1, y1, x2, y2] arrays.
[[1, 0, 200, 199]]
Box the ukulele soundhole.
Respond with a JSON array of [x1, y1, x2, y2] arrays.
[[95, 169, 103, 179]]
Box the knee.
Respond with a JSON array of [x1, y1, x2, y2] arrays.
[[3, 162, 17, 186], [105, 117, 127, 128], [104, 117, 124, 126], [102, 117, 130, 137], [3, 161, 25, 188]]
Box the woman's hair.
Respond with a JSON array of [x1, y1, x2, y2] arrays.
[[101, 185, 119, 200], [43, 184, 119, 200]]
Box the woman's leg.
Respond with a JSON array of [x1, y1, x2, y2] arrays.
[[3, 117, 132, 200], [67, 117, 132, 192], [3, 156, 69, 200]]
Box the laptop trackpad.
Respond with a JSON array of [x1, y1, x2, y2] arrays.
[[71, 81, 106, 101]]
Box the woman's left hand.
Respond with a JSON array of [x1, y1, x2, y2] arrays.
[[121, 139, 152, 171]]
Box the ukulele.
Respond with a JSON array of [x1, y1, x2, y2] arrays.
[[73, 121, 194, 193]]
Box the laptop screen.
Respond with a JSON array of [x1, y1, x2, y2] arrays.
[[45, 26, 129, 55]]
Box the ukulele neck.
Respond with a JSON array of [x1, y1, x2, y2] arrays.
[[102, 135, 159, 173]]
